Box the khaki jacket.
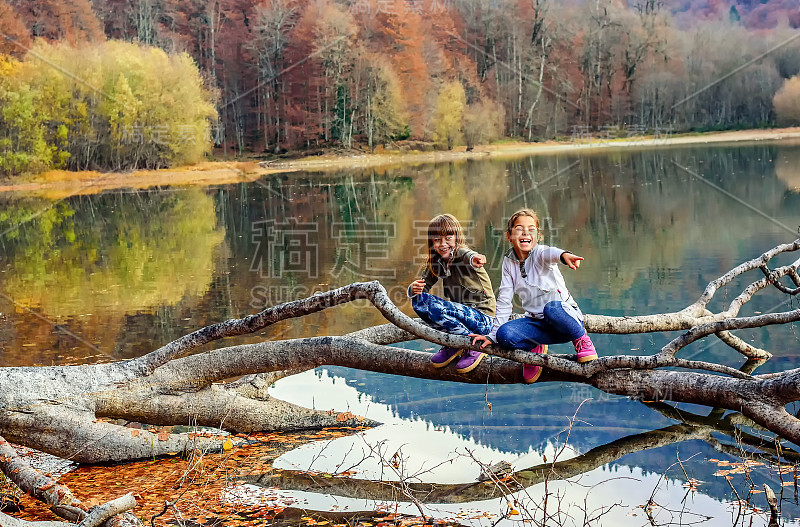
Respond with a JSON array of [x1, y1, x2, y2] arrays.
[[419, 247, 496, 316]]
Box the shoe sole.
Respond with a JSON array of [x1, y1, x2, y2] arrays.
[[577, 353, 597, 363], [524, 345, 548, 383], [456, 352, 486, 373], [431, 350, 462, 368], [524, 366, 542, 383]]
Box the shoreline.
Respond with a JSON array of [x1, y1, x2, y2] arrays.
[[2, 127, 800, 197], [261, 127, 800, 171]]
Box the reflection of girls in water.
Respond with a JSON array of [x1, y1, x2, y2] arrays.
[[407, 214, 496, 373]]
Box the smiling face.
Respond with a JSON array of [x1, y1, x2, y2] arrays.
[[507, 214, 539, 261], [431, 233, 457, 260], [426, 214, 465, 269]]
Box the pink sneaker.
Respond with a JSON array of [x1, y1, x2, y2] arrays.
[[430, 346, 461, 368], [522, 344, 548, 384], [456, 350, 486, 373], [573, 334, 597, 363]]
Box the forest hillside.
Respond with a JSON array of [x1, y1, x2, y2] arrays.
[[0, 0, 798, 174]]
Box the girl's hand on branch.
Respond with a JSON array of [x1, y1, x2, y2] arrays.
[[469, 334, 492, 349], [409, 279, 426, 296]]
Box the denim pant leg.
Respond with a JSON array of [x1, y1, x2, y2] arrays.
[[496, 301, 585, 350], [542, 301, 586, 341], [412, 292, 439, 327], [496, 317, 560, 350], [412, 292, 491, 336]]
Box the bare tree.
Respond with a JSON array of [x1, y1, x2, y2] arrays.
[[250, 0, 298, 153], [312, 3, 356, 146]]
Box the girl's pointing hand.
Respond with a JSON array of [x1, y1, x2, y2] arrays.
[[471, 253, 487, 269], [562, 252, 584, 270]]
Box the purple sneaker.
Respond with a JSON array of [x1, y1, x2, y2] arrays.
[[573, 334, 597, 363], [455, 350, 486, 373], [522, 344, 548, 384], [430, 346, 461, 368]]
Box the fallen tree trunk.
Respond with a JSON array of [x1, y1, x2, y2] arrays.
[[0, 238, 798, 525]]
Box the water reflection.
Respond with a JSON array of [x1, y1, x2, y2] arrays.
[[0, 142, 799, 522], [0, 189, 224, 363], [266, 370, 800, 526], [776, 148, 800, 191]]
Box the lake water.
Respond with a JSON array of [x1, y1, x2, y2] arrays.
[[1, 141, 799, 525]]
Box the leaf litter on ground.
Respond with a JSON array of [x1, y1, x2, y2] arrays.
[[8, 426, 472, 527]]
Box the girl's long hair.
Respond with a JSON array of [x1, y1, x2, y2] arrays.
[[425, 214, 467, 277]]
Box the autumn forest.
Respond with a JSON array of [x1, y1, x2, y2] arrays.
[[1, 0, 799, 176]]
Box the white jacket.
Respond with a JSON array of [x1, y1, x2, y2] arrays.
[[488, 245, 581, 342]]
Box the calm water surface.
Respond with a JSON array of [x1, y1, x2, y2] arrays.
[[1, 141, 799, 525]]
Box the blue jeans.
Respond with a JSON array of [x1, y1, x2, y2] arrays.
[[496, 301, 586, 350], [412, 292, 493, 336]]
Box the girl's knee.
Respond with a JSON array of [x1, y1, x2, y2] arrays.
[[496, 324, 515, 348], [411, 297, 427, 317], [543, 301, 579, 324], [542, 301, 562, 319], [427, 301, 446, 319]]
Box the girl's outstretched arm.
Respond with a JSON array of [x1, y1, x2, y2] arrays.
[[459, 248, 487, 269]]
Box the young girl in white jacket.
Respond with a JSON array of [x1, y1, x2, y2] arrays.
[[471, 209, 597, 383]]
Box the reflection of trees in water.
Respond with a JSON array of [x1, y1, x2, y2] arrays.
[[776, 146, 800, 192], [0, 144, 793, 392], [0, 189, 224, 364], [220, 148, 797, 328], [247, 404, 798, 518], [321, 363, 676, 452], [204, 145, 799, 367], [213, 165, 511, 340]]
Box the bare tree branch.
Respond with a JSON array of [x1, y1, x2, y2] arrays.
[[2, 238, 800, 526]]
